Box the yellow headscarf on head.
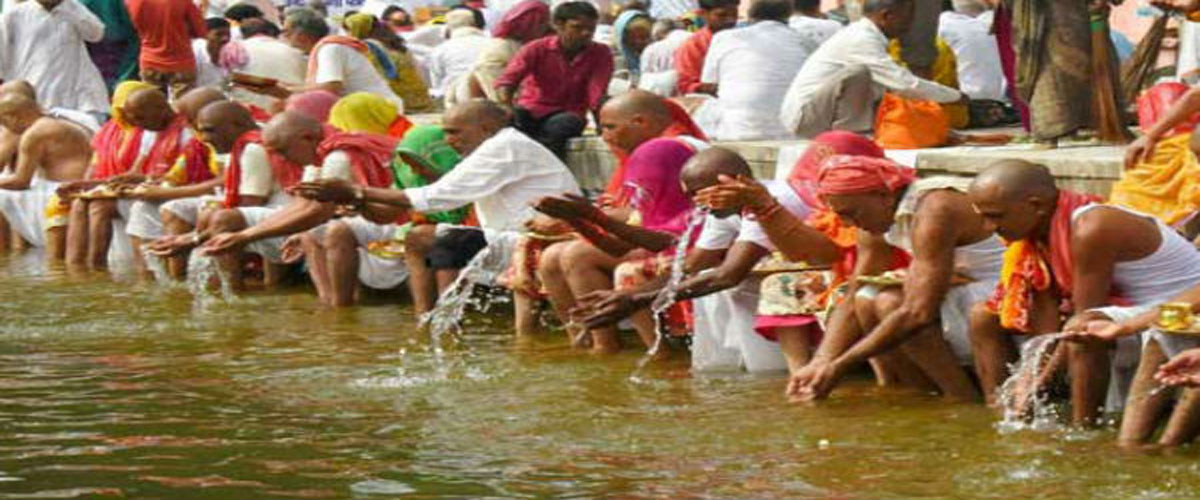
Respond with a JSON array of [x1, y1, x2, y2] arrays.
[[344, 13, 378, 39], [111, 80, 158, 130], [329, 92, 399, 135]]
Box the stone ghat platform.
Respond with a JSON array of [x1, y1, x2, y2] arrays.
[[566, 136, 1125, 196], [407, 114, 1124, 196]]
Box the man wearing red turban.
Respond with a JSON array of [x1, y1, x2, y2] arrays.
[[786, 153, 1006, 404]]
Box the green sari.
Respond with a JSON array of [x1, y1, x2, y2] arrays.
[[392, 125, 468, 225]]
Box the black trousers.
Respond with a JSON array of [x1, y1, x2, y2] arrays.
[[512, 107, 586, 158]]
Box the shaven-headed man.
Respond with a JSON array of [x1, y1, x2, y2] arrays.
[[969, 160, 1200, 431], [0, 93, 91, 259]]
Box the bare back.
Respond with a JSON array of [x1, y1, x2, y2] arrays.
[[18, 116, 92, 183], [0, 126, 18, 172]]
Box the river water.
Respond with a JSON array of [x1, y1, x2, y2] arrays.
[[1, 252, 1199, 500]]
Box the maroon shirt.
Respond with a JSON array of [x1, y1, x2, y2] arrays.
[[494, 35, 614, 119]]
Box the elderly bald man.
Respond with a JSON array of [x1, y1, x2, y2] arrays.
[[123, 87, 228, 274], [969, 160, 1200, 439], [294, 100, 580, 309], [197, 110, 398, 291], [62, 87, 186, 269], [526, 90, 706, 335], [143, 101, 259, 279], [0, 93, 92, 259]]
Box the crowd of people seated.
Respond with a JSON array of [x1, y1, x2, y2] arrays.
[[10, 0, 1200, 450]]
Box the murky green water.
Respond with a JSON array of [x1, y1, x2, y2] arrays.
[[1, 252, 1200, 499]]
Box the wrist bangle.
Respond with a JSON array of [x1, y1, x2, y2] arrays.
[[750, 200, 784, 219], [355, 186, 366, 209], [191, 232, 204, 246]]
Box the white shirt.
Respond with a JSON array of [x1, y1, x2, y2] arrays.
[[649, 0, 697, 21], [313, 43, 402, 106], [701, 20, 810, 141], [781, 18, 963, 133], [937, 11, 1007, 101], [427, 27, 491, 98], [0, 0, 107, 114], [406, 127, 581, 236], [694, 180, 809, 251], [640, 30, 690, 74], [788, 14, 842, 54], [192, 39, 225, 88], [238, 145, 353, 205], [227, 36, 307, 111]]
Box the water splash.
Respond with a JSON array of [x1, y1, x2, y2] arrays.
[[419, 231, 514, 346], [185, 253, 235, 308], [996, 333, 1065, 433], [644, 206, 710, 358], [141, 246, 172, 285]]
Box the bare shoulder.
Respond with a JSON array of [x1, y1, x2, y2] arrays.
[[914, 189, 974, 229], [1072, 206, 1158, 248]]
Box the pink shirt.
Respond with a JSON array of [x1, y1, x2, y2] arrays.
[[494, 35, 613, 119]]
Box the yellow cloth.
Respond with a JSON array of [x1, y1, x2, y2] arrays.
[[1110, 132, 1200, 225], [888, 38, 968, 129], [43, 194, 69, 229], [162, 142, 221, 186], [388, 49, 434, 112], [329, 92, 400, 135], [111, 80, 158, 129], [343, 13, 433, 112], [344, 13, 376, 38]]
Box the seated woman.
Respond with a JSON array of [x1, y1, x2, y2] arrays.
[[534, 138, 699, 353], [343, 13, 434, 113]]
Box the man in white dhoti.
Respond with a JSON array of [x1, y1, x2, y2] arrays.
[[0, 0, 109, 116], [0, 94, 92, 260]]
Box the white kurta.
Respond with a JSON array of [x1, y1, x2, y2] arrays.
[[700, 20, 810, 141], [0, 0, 108, 114], [404, 127, 581, 241]]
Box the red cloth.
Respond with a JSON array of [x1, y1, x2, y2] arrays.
[[243, 103, 275, 123], [126, 0, 207, 72], [316, 132, 398, 188], [1137, 82, 1200, 136], [984, 190, 1103, 331], [602, 99, 708, 202], [815, 155, 916, 197], [178, 138, 218, 185], [493, 36, 614, 119], [673, 28, 712, 95], [306, 36, 370, 84], [491, 0, 550, 40], [789, 131, 884, 210], [1042, 190, 1104, 300], [223, 130, 302, 208], [90, 121, 145, 180], [141, 114, 190, 177]]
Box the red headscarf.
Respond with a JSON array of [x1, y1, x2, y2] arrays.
[[316, 132, 398, 188], [790, 131, 885, 209], [492, 0, 550, 40], [223, 130, 303, 208], [285, 90, 340, 123], [815, 155, 916, 197]]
